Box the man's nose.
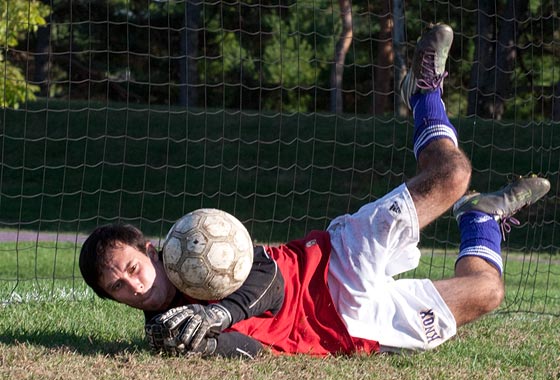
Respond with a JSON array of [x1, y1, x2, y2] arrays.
[[128, 278, 144, 295]]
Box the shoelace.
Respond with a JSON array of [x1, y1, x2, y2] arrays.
[[416, 50, 448, 91], [499, 216, 520, 240]]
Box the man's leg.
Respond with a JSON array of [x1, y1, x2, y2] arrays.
[[434, 176, 550, 326], [400, 23, 550, 332], [400, 24, 471, 228]]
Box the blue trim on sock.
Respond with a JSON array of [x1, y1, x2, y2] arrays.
[[456, 210, 503, 275], [410, 89, 458, 159]]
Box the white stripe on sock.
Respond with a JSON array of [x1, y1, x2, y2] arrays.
[[414, 124, 458, 158], [456, 246, 503, 275]]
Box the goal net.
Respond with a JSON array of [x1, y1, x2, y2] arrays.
[[0, 0, 558, 315]]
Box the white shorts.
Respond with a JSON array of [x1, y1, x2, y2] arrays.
[[327, 183, 457, 352]]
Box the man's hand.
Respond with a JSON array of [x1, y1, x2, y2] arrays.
[[170, 304, 232, 349], [145, 306, 194, 355], [145, 304, 231, 356]]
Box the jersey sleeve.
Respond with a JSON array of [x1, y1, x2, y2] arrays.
[[218, 246, 285, 325], [213, 331, 263, 359]]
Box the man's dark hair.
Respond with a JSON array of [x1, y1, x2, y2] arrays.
[[79, 223, 149, 299]]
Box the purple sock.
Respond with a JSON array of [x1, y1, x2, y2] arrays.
[[456, 210, 503, 275], [410, 89, 458, 159]]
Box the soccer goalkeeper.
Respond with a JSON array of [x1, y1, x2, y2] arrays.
[[79, 23, 550, 358]]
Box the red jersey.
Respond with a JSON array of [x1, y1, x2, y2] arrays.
[[229, 230, 380, 356]]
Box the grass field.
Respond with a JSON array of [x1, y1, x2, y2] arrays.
[[1, 101, 559, 378], [0, 306, 558, 380], [1, 242, 559, 379]]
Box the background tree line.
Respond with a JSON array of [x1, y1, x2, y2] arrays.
[[4, 0, 560, 120]]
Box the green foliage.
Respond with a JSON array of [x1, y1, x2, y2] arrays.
[[21, 0, 558, 118], [201, 0, 336, 112], [260, 13, 317, 112], [0, 0, 47, 46], [0, 61, 40, 109], [0, 0, 49, 108]]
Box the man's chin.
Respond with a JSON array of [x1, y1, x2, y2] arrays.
[[135, 288, 160, 311]]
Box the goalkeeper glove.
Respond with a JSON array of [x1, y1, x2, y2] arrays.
[[145, 304, 231, 356]]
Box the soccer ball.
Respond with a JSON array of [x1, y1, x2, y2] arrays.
[[162, 208, 254, 300]]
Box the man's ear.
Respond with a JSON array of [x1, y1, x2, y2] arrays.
[[146, 242, 159, 261]]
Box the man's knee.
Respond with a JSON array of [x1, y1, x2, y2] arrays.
[[444, 149, 471, 198], [418, 142, 472, 198], [476, 271, 505, 314]]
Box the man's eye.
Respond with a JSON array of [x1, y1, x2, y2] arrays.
[[113, 282, 122, 291], [129, 264, 137, 274]]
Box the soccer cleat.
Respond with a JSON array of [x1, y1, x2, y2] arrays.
[[453, 175, 551, 238], [400, 23, 454, 110]]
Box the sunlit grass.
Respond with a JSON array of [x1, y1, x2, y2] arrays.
[[0, 242, 559, 379]]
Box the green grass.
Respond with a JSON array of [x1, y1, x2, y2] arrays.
[[0, 100, 559, 378], [1, 310, 559, 379], [0, 246, 559, 379]]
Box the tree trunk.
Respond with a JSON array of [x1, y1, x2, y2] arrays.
[[330, 0, 353, 114], [468, 0, 529, 119], [466, 1, 496, 117], [179, 0, 200, 108], [391, 0, 407, 118], [33, 1, 51, 97], [553, 81, 560, 121], [493, 0, 529, 120], [373, 1, 393, 115]]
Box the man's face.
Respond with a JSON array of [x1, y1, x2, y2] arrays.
[[99, 242, 176, 311]]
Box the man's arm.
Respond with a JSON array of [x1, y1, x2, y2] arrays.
[[219, 245, 285, 325], [146, 313, 263, 358], [213, 332, 263, 359], [145, 246, 284, 356]]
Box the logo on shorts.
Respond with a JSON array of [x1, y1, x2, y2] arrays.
[[420, 309, 442, 343], [389, 201, 401, 215]]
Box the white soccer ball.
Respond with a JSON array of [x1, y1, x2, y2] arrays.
[[162, 208, 254, 300]]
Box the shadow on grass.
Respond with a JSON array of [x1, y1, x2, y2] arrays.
[[0, 330, 147, 356]]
